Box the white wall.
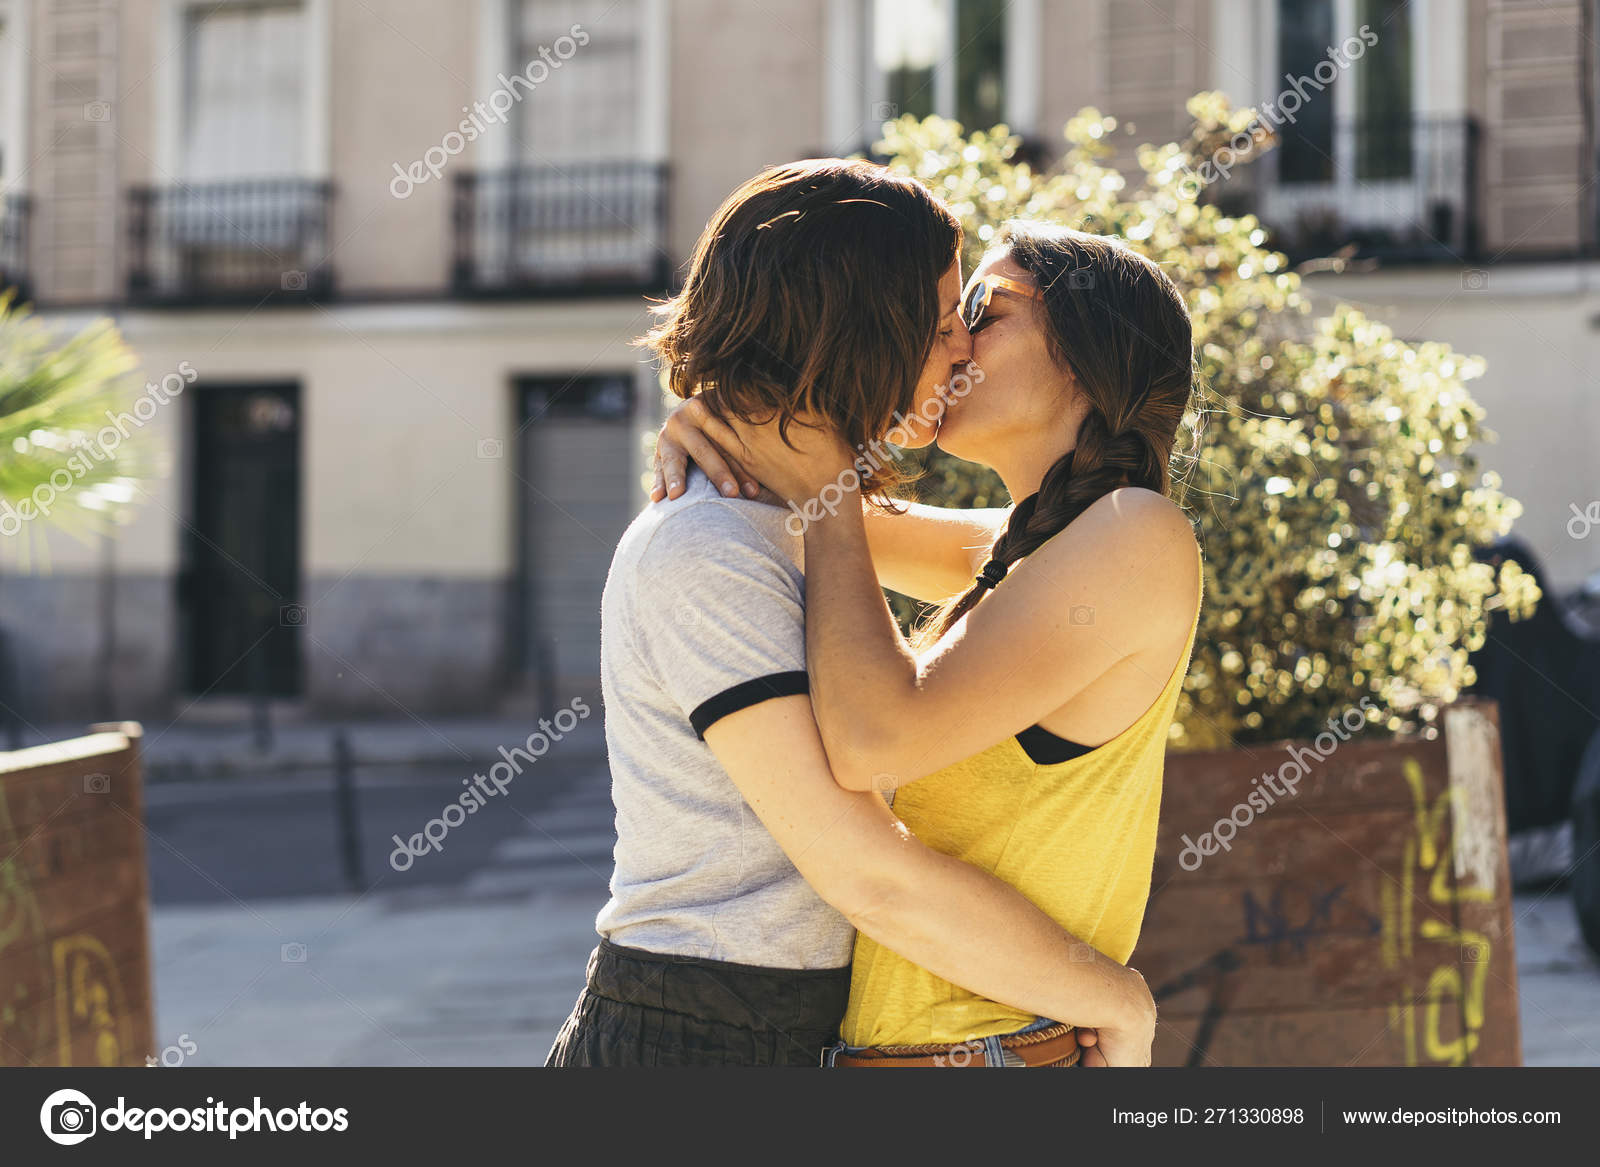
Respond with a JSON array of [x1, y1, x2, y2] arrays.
[[1304, 265, 1600, 592], [0, 302, 657, 579]]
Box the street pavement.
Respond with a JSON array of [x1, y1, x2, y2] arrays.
[[140, 743, 1600, 1067], [147, 755, 615, 1066]]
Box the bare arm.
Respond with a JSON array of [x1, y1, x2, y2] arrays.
[[647, 395, 1007, 601], [655, 407, 1200, 792], [863, 501, 1008, 602], [704, 694, 1154, 1062], [804, 487, 1200, 791], [628, 498, 1153, 1061]]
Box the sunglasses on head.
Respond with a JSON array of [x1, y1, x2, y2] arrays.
[[961, 274, 1045, 333]]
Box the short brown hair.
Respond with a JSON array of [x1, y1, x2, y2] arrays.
[[643, 159, 961, 491]]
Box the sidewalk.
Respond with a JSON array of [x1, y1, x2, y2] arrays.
[[1510, 890, 1600, 1066], [149, 880, 1600, 1066], [149, 759, 617, 1067], [151, 882, 606, 1066], [19, 715, 608, 782]]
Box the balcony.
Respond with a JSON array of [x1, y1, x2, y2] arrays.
[[127, 179, 334, 306], [1250, 117, 1480, 264], [452, 161, 670, 297], [0, 193, 29, 301]]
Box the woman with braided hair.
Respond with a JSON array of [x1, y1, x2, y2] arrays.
[[652, 220, 1202, 1067]]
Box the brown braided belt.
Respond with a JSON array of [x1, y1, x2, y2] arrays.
[[830, 1022, 1081, 1068]]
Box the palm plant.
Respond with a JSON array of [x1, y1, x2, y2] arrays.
[[0, 290, 148, 567]]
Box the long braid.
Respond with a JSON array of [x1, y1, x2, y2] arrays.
[[918, 221, 1193, 643], [933, 412, 1169, 638]]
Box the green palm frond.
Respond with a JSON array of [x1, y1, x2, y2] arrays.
[[0, 290, 151, 567]]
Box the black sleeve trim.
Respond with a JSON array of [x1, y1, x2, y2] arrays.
[[690, 671, 810, 739]]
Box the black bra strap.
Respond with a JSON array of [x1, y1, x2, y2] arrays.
[[1015, 724, 1096, 765]]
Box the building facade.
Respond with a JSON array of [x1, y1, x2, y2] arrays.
[[0, 0, 1593, 725]]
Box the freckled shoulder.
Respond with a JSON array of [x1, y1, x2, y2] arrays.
[[1033, 487, 1200, 621]]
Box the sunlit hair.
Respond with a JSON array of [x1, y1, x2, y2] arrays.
[[921, 222, 1196, 642], [642, 158, 961, 494]]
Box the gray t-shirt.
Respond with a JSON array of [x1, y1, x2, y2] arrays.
[[592, 469, 855, 969]]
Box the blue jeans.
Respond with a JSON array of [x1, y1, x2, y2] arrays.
[[821, 1015, 1061, 1068]]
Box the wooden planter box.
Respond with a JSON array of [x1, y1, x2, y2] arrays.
[[0, 724, 154, 1067], [1137, 699, 1519, 1066]]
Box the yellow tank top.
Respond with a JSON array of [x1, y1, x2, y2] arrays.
[[841, 550, 1202, 1047]]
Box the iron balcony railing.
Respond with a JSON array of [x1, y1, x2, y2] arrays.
[[1256, 116, 1481, 263], [453, 160, 670, 295], [0, 192, 30, 300], [127, 178, 334, 304]]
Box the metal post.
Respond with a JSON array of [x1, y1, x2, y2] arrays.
[[250, 643, 272, 754], [98, 531, 117, 719], [331, 729, 364, 892], [0, 626, 22, 751]]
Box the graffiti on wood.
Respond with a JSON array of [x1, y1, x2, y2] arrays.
[[0, 730, 153, 1067], [1141, 701, 1519, 1066]]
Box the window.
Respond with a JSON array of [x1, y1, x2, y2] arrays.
[[0, 0, 22, 193], [1273, 0, 1414, 185], [871, 0, 1008, 130], [522, 375, 634, 421], [954, 0, 1007, 131], [473, 0, 662, 287], [1353, 0, 1412, 180], [1256, 0, 1471, 259], [182, 2, 308, 180], [1275, 0, 1337, 183], [0, 8, 11, 186], [514, 0, 641, 162], [0, 2, 21, 288]]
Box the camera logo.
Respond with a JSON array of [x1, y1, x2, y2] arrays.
[[931, 1040, 982, 1067], [1568, 500, 1600, 540], [41, 1089, 97, 1145]]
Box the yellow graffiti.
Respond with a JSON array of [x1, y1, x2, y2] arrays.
[[1418, 919, 1491, 1065], [0, 787, 51, 1066], [1384, 757, 1493, 1065], [52, 934, 130, 1067], [1403, 759, 1493, 906]]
